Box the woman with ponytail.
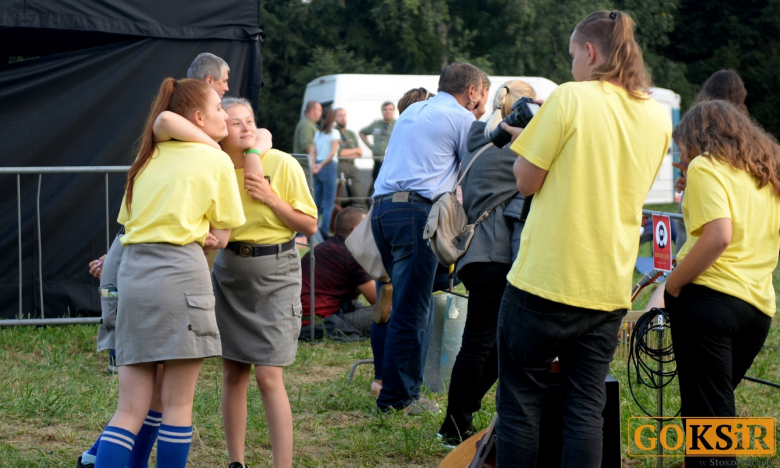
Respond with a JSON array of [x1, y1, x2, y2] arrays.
[[664, 100, 780, 467], [437, 80, 535, 448], [150, 96, 317, 467], [495, 11, 672, 466], [94, 78, 245, 468]]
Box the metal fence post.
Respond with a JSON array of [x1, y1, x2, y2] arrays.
[[17, 174, 22, 320], [657, 313, 664, 467], [105, 173, 110, 252], [36, 174, 44, 320], [308, 157, 316, 343], [310, 235, 316, 343]]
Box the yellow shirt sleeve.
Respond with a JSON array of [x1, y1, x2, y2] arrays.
[[509, 89, 566, 171], [683, 158, 732, 235], [283, 157, 318, 219], [117, 194, 128, 225], [206, 162, 247, 229]]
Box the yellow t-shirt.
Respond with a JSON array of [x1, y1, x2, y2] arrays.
[[506, 81, 672, 311], [677, 156, 780, 317], [230, 149, 318, 244], [118, 141, 246, 246]]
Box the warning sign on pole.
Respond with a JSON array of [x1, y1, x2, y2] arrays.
[[652, 214, 672, 272]]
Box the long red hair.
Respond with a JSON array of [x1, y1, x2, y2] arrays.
[[673, 100, 780, 194], [125, 78, 213, 211]]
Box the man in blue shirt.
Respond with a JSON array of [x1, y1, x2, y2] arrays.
[[371, 62, 483, 414]]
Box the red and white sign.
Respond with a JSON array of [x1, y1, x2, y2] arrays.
[[652, 214, 672, 271]]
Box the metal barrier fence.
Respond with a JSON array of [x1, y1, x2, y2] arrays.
[[0, 163, 681, 341], [0, 161, 319, 342], [642, 209, 683, 221], [1, 166, 129, 326]]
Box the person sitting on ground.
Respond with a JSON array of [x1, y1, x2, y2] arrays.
[[300, 207, 377, 339]]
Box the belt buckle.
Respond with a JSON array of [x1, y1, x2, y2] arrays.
[[239, 245, 252, 257]]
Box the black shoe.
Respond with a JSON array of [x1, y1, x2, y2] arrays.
[[77, 455, 95, 468], [228, 463, 247, 468], [437, 426, 478, 449]]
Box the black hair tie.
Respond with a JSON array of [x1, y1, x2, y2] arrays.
[[610, 11, 617, 19]]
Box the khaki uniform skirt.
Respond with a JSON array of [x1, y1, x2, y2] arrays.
[[115, 242, 221, 366], [96, 234, 123, 352], [212, 247, 303, 366]]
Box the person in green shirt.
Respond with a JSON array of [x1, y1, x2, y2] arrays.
[[293, 100, 322, 155], [359, 101, 396, 187], [335, 108, 367, 209]]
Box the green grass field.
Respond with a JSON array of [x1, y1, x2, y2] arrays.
[[1, 203, 779, 467], [2, 311, 779, 467]]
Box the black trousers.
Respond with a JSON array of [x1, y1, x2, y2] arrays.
[[438, 262, 510, 440], [496, 285, 626, 468], [665, 283, 771, 467]]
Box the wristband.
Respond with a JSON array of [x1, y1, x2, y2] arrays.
[[244, 149, 263, 157]]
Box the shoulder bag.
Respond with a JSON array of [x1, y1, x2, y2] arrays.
[[422, 143, 494, 266], [345, 205, 390, 283]]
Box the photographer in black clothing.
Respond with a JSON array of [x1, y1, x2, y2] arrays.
[[437, 80, 537, 447]]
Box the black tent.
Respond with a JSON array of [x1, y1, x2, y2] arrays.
[[0, 1, 264, 319]]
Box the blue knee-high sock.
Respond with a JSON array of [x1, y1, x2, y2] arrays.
[[156, 424, 193, 468], [126, 410, 162, 468], [94, 426, 136, 468], [87, 436, 101, 456]]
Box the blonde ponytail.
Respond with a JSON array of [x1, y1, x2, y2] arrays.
[[484, 81, 537, 139], [573, 10, 650, 99]]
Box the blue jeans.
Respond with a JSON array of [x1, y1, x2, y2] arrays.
[[496, 285, 626, 468], [314, 160, 338, 236], [370, 264, 463, 381], [371, 194, 439, 410]]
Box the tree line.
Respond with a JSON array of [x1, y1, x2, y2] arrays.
[[258, 0, 780, 152]]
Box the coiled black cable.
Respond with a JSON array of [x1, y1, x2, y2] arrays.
[[627, 307, 680, 419]]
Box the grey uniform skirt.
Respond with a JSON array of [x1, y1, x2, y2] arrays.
[[115, 242, 221, 366], [212, 247, 303, 366], [96, 234, 124, 352]]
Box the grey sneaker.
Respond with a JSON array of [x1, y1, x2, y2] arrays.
[[403, 397, 441, 415]]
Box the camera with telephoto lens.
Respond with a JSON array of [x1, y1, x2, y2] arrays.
[[489, 96, 540, 148]]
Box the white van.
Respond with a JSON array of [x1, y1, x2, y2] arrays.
[[302, 74, 680, 204]]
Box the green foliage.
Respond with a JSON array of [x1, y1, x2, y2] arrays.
[[258, 0, 778, 152], [665, 0, 780, 133]]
